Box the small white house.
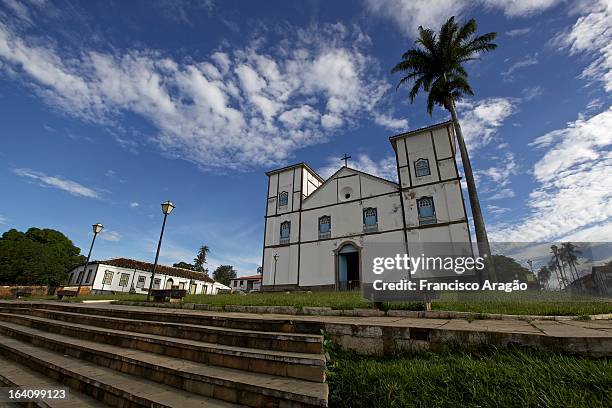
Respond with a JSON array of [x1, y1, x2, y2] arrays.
[[230, 274, 262, 292], [66, 257, 230, 295]]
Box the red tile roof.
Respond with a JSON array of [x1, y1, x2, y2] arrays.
[[91, 258, 214, 283], [233, 274, 262, 281]]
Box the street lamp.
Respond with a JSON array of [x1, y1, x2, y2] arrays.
[[146, 200, 175, 301], [273, 253, 279, 291], [76, 223, 103, 296]]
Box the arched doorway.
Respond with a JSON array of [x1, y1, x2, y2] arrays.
[[165, 278, 174, 289], [336, 243, 360, 291]]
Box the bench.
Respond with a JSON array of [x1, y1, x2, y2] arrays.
[[10, 288, 33, 298], [150, 288, 187, 302], [56, 289, 78, 299]]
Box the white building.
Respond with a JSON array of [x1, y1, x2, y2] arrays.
[[261, 121, 472, 291], [66, 258, 230, 295], [230, 274, 262, 292]]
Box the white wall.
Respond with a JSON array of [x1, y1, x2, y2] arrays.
[[67, 264, 216, 295]]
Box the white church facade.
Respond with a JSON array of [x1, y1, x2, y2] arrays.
[[261, 121, 472, 291]]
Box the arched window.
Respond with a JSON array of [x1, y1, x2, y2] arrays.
[[319, 216, 331, 239], [280, 221, 291, 244], [414, 158, 431, 177], [417, 197, 436, 225], [278, 191, 289, 207], [363, 207, 378, 232]]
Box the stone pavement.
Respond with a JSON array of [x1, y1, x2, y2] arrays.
[[6, 300, 611, 356]]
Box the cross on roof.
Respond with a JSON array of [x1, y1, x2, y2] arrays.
[[341, 153, 351, 167]]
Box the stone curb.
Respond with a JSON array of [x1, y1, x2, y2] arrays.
[[111, 301, 610, 321]]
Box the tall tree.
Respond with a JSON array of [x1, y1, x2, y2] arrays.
[[392, 16, 498, 282], [550, 245, 569, 289], [537, 265, 551, 291], [173, 261, 195, 270], [560, 242, 581, 282], [193, 245, 210, 274], [213, 265, 236, 286], [0, 228, 85, 287]]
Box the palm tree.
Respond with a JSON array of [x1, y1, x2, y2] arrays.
[[560, 242, 581, 282], [550, 245, 569, 290], [547, 258, 562, 290], [193, 245, 210, 274], [537, 265, 551, 291], [392, 16, 498, 282]]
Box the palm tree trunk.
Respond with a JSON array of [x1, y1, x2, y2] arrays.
[[448, 102, 496, 283]]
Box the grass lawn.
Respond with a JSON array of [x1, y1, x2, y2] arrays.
[[23, 290, 612, 316], [327, 347, 612, 408]]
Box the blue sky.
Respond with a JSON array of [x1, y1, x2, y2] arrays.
[[1, 0, 610, 275]]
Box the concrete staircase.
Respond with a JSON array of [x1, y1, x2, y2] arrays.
[[0, 303, 328, 407]]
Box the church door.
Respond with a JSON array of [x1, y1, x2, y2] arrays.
[[337, 243, 360, 291]]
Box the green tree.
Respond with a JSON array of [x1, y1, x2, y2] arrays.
[[560, 242, 581, 282], [537, 265, 551, 290], [0, 228, 85, 287], [173, 261, 195, 270], [193, 245, 210, 274], [491, 255, 530, 283], [213, 265, 236, 286], [392, 16, 498, 282]]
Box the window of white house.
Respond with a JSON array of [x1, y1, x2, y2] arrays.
[[417, 197, 436, 225], [136, 276, 146, 288], [363, 208, 378, 232], [278, 191, 288, 207], [280, 221, 291, 244], [153, 278, 161, 289], [102, 270, 113, 285], [77, 271, 83, 283], [414, 158, 431, 177], [233, 281, 237, 287], [119, 273, 130, 287], [179, 282, 185, 289], [85, 269, 92, 283], [319, 216, 331, 239]]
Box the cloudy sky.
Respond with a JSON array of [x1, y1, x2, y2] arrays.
[[0, 0, 610, 274]]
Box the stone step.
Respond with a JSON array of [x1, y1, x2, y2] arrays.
[[0, 321, 328, 407], [0, 312, 325, 382], [0, 355, 108, 408], [1, 307, 323, 354], [0, 334, 241, 408], [2, 302, 324, 334]]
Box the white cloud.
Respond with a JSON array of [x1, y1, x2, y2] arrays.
[[482, 0, 562, 17], [487, 188, 516, 200], [553, 0, 612, 92], [12, 168, 100, 198], [506, 27, 532, 36], [365, 0, 561, 36], [502, 53, 539, 79], [457, 97, 517, 150], [129, 202, 139, 208], [0, 214, 7, 225], [364, 0, 469, 37], [0, 22, 401, 172], [487, 204, 510, 215], [490, 107, 612, 241], [373, 113, 408, 131], [478, 151, 518, 188], [318, 154, 398, 181], [100, 230, 121, 242]]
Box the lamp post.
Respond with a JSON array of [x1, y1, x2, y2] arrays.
[[76, 223, 103, 296], [273, 253, 279, 291], [146, 200, 175, 301]]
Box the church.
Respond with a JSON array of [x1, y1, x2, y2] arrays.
[[261, 120, 472, 291]]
